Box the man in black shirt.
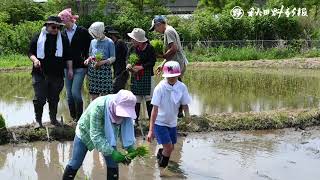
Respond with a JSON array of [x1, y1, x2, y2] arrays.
[[28, 16, 72, 128], [105, 26, 129, 93]]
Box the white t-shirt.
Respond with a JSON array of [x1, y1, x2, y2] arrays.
[[151, 79, 191, 127]]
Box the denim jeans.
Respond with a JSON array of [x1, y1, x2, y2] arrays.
[[64, 68, 86, 104], [68, 135, 118, 170]]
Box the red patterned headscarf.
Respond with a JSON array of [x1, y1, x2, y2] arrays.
[[58, 8, 79, 24]]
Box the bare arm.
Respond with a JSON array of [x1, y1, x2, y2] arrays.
[[147, 105, 158, 142], [163, 42, 177, 60], [182, 105, 191, 123], [29, 55, 41, 68]]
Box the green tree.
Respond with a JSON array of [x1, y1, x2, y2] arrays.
[[0, 0, 47, 24]]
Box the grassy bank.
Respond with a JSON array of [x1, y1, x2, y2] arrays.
[[1, 108, 320, 144], [0, 54, 30, 68], [186, 47, 320, 62], [178, 108, 320, 132], [2, 47, 320, 69]]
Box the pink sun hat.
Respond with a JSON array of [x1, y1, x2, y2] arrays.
[[114, 90, 137, 119], [58, 8, 79, 24], [162, 61, 181, 78]]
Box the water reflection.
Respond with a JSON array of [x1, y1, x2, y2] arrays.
[[0, 139, 184, 180], [0, 129, 319, 180], [2, 68, 320, 127]]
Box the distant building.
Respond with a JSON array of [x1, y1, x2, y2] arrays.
[[165, 0, 199, 14]]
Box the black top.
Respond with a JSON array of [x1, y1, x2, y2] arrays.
[[134, 43, 156, 76], [113, 39, 128, 76], [62, 26, 91, 69], [28, 33, 71, 77]]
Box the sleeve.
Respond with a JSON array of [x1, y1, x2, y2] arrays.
[[89, 40, 93, 57], [83, 28, 92, 59], [117, 41, 128, 62], [89, 106, 114, 156], [107, 40, 116, 63], [28, 34, 39, 58], [63, 37, 72, 61], [165, 30, 176, 45], [109, 40, 115, 57], [151, 85, 161, 107], [181, 85, 191, 105], [142, 45, 156, 69]]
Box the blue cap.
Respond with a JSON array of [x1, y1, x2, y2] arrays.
[[149, 15, 166, 31]]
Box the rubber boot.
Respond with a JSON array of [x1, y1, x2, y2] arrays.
[[49, 102, 61, 126], [158, 154, 170, 168], [68, 102, 76, 120], [135, 103, 141, 125], [107, 167, 119, 180], [157, 148, 163, 161], [75, 102, 83, 122], [62, 165, 78, 180], [33, 100, 44, 128], [146, 101, 152, 119]]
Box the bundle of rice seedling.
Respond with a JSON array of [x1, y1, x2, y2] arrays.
[[150, 39, 164, 55], [126, 145, 149, 160], [128, 53, 139, 65], [95, 52, 103, 62]]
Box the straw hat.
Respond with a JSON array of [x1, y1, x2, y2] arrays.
[[127, 28, 148, 42]]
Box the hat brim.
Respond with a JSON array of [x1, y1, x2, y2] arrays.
[[116, 105, 137, 119], [149, 25, 155, 32], [127, 33, 148, 42], [162, 73, 181, 78], [44, 21, 65, 26]]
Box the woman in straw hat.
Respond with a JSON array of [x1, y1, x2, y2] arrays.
[[127, 28, 156, 125]]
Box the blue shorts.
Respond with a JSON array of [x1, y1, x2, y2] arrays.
[[154, 124, 177, 145]]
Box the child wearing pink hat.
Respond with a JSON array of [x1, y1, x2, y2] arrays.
[[147, 61, 191, 176]]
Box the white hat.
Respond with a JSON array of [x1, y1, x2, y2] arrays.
[[127, 28, 148, 42], [89, 22, 105, 40]]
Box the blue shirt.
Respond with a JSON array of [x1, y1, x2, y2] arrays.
[[66, 24, 77, 43], [89, 37, 115, 59]]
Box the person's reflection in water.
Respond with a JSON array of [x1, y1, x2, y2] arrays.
[[35, 142, 62, 180]]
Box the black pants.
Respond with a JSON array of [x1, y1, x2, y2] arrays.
[[32, 73, 64, 122]]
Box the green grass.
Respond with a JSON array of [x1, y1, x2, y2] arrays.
[[1, 47, 320, 69], [0, 54, 30, 68], [186, 46, 320, 62], [178, 108, 320, 131]]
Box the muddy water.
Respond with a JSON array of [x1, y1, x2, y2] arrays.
[[2, 68, 320, 127], [0, 127, 319, 180]]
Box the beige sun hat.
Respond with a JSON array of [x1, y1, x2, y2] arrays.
[[127, 28, 148, 42]]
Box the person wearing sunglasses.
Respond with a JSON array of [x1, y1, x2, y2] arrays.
[[28, 16, 72, 128]]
